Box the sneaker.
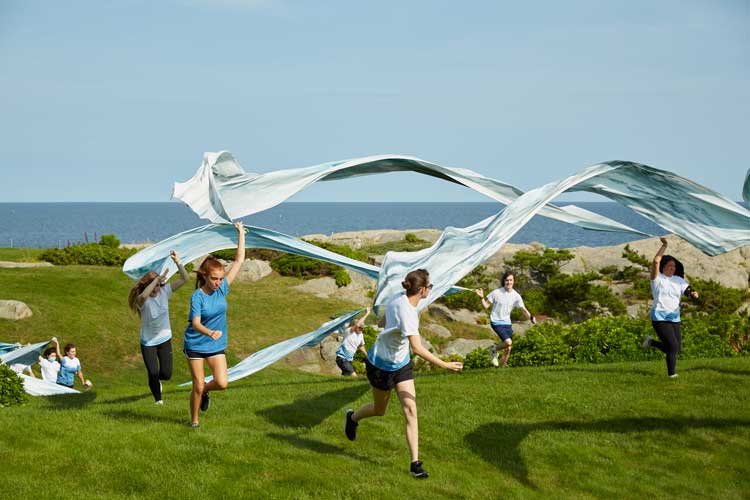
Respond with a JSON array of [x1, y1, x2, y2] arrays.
[[344, 409, 358, 441], [641, 335, 652, 349], [410, 460, 429, 479], [490, 347, 499, 367], [669, 374, 679, 378], [155, 400, 164, 405], [190, 422, 200, 428], [200, 391, 210, 412]]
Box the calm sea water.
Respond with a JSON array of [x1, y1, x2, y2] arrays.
[[0, 202, 667, 249]]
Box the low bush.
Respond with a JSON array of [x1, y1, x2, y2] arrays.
[[40, 243, 136, 266], [464, 348, 493, 369], [0, 365, 29, 408]]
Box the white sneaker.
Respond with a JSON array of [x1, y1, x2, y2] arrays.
[[669, 374, 678, 378], [641, 335, 652, 349], [155, 400, 164, 405], [490, 347, 499, 367]]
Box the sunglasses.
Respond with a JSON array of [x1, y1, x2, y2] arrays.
[[424, 284, 434, 290]]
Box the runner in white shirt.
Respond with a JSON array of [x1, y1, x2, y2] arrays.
[[476, 271, 535, 367], [128, 251, 189, 404], [641, 237, 699, 377], [344, 269, 463, 479]]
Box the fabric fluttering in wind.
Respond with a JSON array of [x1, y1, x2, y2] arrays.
[[0, 341, 49, 367], [19, 374, 79, 396], [180, 309, 364, 386], [743, 168, 749, 208], [373, 161, 750, 311], [173, 152, 646, 236], [0, 342, 21, 355]]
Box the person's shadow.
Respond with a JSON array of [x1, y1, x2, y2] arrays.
[[44, 391, 97, 410], [257, 382, 370, 429], [465, 416, 750, 488]]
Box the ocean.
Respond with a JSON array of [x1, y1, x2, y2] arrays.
[[0, 202, 667, 249]]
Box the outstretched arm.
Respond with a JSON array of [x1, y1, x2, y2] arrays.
[[225, 222, 246, 286], [169, 251, 190, 292], [354, 307, 371, 328], [138, 270, 167, 305], [408, 335, 463, 372], [651, 237, 668, 280]]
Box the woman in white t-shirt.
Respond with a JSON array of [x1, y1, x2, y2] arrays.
[[128, 251, 189, 403], [344, 269, 463, 479], [642, 237, 699, 377], [475, 271, 535, 367]]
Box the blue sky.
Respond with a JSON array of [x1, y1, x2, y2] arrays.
[[1, 0, 748, 202]]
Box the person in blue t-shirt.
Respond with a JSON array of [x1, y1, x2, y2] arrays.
[[641, 237, 699, 378], [184, 222, 245, 427]]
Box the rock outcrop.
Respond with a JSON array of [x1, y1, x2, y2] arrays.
[[0, 300, 33, 320]]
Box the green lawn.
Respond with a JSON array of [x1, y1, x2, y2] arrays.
[[1, 262, 749, 499]]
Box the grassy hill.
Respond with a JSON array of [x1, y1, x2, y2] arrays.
[[1, 257, 749, 499]]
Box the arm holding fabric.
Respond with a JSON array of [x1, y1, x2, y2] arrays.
[[651, 237, 668, 280]]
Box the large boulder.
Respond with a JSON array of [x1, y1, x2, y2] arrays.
[[0, 300, 32, 320], [441, 338, 495, 357], [235, 259, 273, 282], [424, 323, 452, 338], [292, 273, 375, 306]]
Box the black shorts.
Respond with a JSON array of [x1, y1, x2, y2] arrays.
[[365, 359, 414, 391], [184, 349, 225, 360], [336, 356, 355, 376]]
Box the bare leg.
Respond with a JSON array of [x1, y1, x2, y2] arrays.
[[352, 387, 391, 422], [204, 354, 228, 392], [396, 379, 419, 463], [187, 359, 205, 425], [500, 339, 513, 367]]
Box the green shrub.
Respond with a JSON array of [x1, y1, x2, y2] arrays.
[[542, 273, 625, 322], [333, 270, 352, 288], [404, 233, 420, 243], [464, 348, 493, 369], [625, 279, 651, 300], [622, 244, 651, 269], [439, 266, 492, 312], [566, 317, 654, 364], [40, 243, 136, 266], [509, 323, 572, 367], [505, 248, 574, 284], [682, 277, 749, 316], [362, 236, 432, 254], [99, 234, 120, 248], [269, 240, 369, 281], [0, 364, 29, 408]]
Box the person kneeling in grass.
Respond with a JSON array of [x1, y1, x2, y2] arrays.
[[335, 307, 370, 376], [344, 269, 463, 479]]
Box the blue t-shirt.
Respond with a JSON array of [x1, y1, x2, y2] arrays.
[[183, 280, 229, 353], [56, 356, 80, 386]]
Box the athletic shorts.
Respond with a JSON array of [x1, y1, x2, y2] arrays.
[[365, 359, 414, 391], [336, 356, 355, 376], [490, 323, 513, 342], [183, 349, 225, 360]]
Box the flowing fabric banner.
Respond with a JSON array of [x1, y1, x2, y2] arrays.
[[373, 161, 750, 310], [20, 374, 80, 396], [173, 152, 645, 235], [180, 309, 364, 386], [0, 341, 49, 367]]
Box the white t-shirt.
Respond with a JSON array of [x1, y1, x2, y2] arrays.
[[368, 294, 420, 371], [650, 273, 688, 322], [38, 357, 61, 382], [487, 288, 525, 325], [138, 284, 173, 346], [336, 326, 364, 362]]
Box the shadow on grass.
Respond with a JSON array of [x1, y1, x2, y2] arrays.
[[682, 365, 750, 377], [98, 392, 155, 405], [268, 432, 375, 464], [465, 416, 750, 489], [45, 391, 97, 410], [102, 409, 187, 426], [257, 382, 370, 429], [552, 366, 655, 376]]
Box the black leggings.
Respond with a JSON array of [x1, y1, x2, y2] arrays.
[[651, 321, 681, 376], [141, 339, 173, 401]]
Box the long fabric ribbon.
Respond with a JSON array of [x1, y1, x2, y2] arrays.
[[180, 309, 364, 386], [0, 341, 49, 367], [19, 374, 80, 396], [374, 161, 750, 310], [173, 152, 645, 235]]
